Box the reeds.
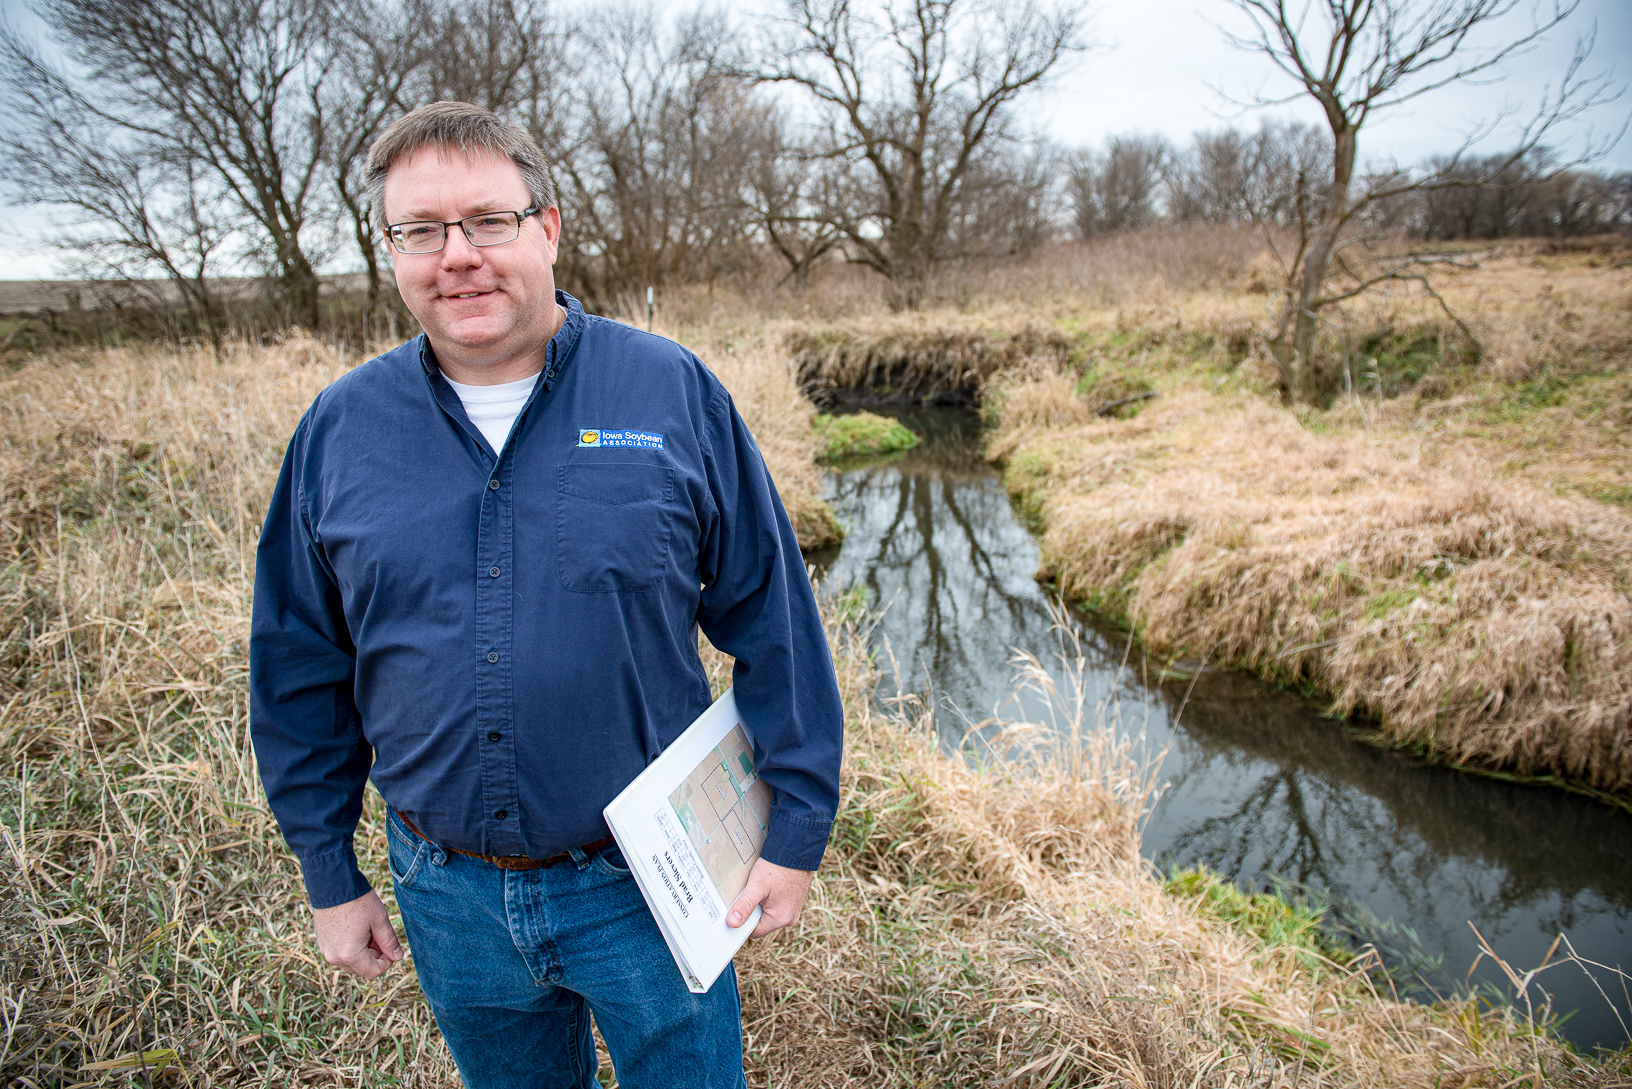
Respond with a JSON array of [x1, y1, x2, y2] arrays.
[[0, 336, 454, 1083]]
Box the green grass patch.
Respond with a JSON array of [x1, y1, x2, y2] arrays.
[[1364, 586, 1418, 620], [829, 583, 874, 627], [814, 412, 920, 461], [1471, 369, 1626, 430], [999, 436, 1093, 525], [1294, 407, 1338, 434], [1509, 371, 1577, 411], [1581, 482, 1632, 508], [1352, 327, 1449, 397], [1164, 866, 1352, 969], [1078, 584, 1141, 626]]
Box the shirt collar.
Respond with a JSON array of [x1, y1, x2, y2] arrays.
[[542, 290, 584, 390], [415, 288, 586, 390]]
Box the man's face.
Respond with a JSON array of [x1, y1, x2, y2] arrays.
[[383, 145, 562, 379]]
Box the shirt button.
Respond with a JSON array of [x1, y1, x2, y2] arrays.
[[494, 809, 508, 820], [486, 651, 499, 663], [489, 566, 501, 578], [488, 731, 501, 742], [488, 478, 500, 490]]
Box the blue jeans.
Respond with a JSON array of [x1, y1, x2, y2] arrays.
[[385, 807, 747, 1089]]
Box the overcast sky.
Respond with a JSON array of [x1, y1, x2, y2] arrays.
[[1041, 0, 1630, 163], [1, 0, 1626, 280]]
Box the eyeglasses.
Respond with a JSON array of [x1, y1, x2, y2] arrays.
[[384, 206, 541, 254]]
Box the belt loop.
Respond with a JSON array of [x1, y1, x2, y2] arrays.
[[569, 845, 589, 871]]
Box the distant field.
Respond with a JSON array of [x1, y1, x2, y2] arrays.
[[0, 279, 105, 315], [0, 273, 370, 316]]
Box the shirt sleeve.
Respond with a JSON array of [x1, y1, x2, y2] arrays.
[[249, 416, 374, 908], [695, 387, 845, 872]]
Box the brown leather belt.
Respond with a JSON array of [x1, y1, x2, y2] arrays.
[[398, 813, 613, 872]]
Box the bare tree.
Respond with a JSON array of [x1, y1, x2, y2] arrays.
[[1530, 163, 1628, 234], [1411, 147, 1629, 237], [553, 4, 766, 308], [1068, 134, 1172, 236], [753, 0, 1086, 307], [943, 140, 1057, 257], [419, 0, 572, 126], [1220, 0, 1620, 404], [743, 110, 844, 286], [7, 0, 342, 330], [323, 0, 437, 323], [1168, 120, 1329, 226], [1169, 128, 1256, 223], [0, 31, 231, 343]]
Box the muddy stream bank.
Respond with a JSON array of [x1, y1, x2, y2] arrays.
[[807, 406, 1632, 1055]]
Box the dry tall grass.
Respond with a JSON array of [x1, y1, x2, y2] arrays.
[[686, 333, 842, 548], [3, 339, 1616, 1086], [980, 240, 1632, 795], [640, 223, 1279, 326], [992, 384, 1632, 792], [782, 314, 1072, 404], [734, 620, 1622, 1088]]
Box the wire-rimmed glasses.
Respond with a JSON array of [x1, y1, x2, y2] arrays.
[[384, 206, 541, 254]]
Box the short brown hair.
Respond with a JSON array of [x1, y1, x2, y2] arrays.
[[366, 101, 557, 227]]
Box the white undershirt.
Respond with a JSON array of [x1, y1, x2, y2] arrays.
[[444, 373, 540, 454]]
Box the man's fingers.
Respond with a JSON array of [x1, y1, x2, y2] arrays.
[[348, 947, 383, 979], [344, 932, 399, 980], [727, 870, 769, 929], [728, 859, 816, 938], [750, 882, 799, 938], [369, 914, 406, 962], [312, 890, 402, 981]]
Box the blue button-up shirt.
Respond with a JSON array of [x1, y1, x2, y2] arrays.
[[249, 291, 844, 909]]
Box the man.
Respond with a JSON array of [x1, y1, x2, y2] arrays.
[[249, 101, 844, 1089]]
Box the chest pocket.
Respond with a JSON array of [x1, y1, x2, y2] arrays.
[[557, 464, 675, 593]]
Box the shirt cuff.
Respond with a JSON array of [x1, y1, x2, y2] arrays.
[[760, 807, 833, 872], [298, 843, 374, 909]]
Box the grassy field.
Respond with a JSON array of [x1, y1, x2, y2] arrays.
[[656, 229, 1630, 799], [1, 237, 1629, 1085], [975, 237, 1631, 797]]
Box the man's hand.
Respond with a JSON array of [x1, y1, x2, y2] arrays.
[[312, 890, 405, 979], [726, 858, 815, 939]]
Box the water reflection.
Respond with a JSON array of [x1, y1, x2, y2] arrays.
[[811, 406, 1632, 1054]]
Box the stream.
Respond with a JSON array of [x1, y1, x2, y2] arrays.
[[807, 406, 1632, 1055]]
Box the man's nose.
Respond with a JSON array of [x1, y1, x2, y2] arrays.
[[439, 225, 485, 270]]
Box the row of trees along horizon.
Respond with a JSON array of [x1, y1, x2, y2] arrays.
[[2, 0, 1626, 403]]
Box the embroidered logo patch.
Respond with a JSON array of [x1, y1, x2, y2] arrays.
[[577, 428, 664, 450]]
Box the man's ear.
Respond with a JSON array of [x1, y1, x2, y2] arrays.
[[539, 206, 562, 259]]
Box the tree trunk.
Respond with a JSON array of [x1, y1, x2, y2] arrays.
[[1281, 124, 1356, 406], [282, 252, 322, 331], [1289, 224, 1339, 405], [363, 247, 382, 321], [342, 189, 384, 325], [886, 216, 932, 311]]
